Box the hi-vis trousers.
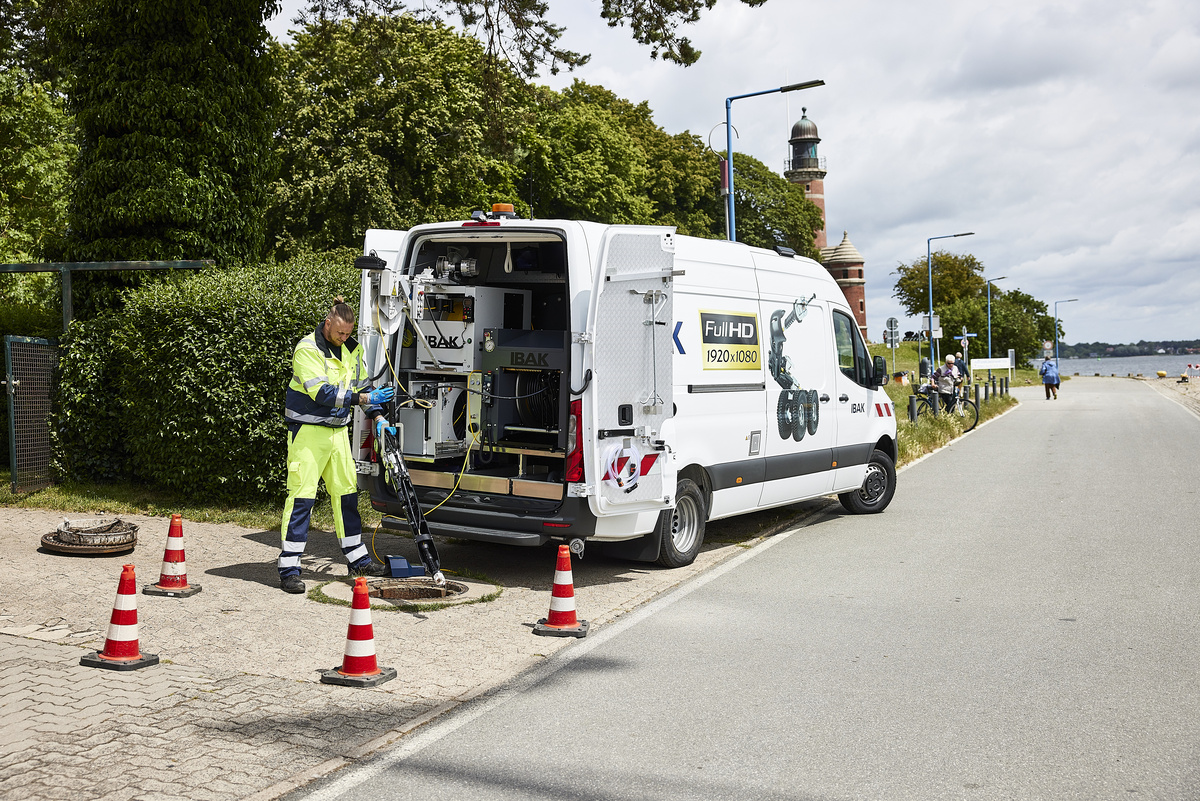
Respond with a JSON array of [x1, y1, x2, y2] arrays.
[[278, 424, 369, 577]]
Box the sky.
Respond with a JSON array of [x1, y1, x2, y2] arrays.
[[266, 0, 1200, 346]]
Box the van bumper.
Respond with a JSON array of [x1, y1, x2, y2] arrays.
[[372, 494, 599, 547]]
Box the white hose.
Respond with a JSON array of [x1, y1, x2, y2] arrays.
[[602, 441, 643, 493]]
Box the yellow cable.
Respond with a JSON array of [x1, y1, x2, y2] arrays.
[[425, 431, 479, 514]]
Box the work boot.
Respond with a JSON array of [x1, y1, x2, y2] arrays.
[[281, 575, 305, 594], [350, 560, 390, 578]]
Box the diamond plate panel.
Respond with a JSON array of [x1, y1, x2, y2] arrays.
[[592, 230, 674, 506]]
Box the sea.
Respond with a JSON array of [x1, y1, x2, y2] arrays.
[[1043, 354, 1200, 377]]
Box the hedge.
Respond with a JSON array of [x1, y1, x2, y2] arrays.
[[52, 250, 362, 500]]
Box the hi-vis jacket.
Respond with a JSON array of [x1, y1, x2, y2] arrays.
[[284, 324, 382, 431]]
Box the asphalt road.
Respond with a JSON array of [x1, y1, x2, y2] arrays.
[[292, 378, 1200, 801]]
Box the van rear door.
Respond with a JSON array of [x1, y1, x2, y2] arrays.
[[584, 226, 678, 514]]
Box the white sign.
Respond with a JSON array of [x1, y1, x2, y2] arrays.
[[972, 358, 1012, 371]]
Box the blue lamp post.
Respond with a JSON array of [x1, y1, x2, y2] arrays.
[[725, 79, 824, 241], [1053, 298, 1078, 366], [926, 232, 974, 368], [986, 275, 1006, 379]]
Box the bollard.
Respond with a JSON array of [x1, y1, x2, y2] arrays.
[[930, 392, 940, 415], [983, 382, 989, 402], [991, 376, 997, 397], [974, 384, 981, 408], [908, 394, 919, 422]]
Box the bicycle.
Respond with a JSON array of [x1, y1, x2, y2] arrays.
[[913, 383, 978, 432]]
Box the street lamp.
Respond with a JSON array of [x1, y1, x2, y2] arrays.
[[926, 232, 974, 368], [725, 79, 824, 241], [986, 276, 1006, 381], [1053, 298, 1078, 366]]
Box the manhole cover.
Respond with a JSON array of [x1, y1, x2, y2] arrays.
[[368, 577, 468, 601], [41, 518, 138, 555]]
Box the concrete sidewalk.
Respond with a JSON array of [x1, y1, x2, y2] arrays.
[[0, 503, 817, 800]]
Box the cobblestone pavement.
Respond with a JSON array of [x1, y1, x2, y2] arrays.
[[0, 502, 823, 800]]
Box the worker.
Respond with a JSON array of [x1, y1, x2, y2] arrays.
[[279, 297, 393, 594]]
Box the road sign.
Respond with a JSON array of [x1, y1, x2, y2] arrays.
[[886, 317, 899, 332]]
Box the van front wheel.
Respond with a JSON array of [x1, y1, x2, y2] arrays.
[[838, 449, 896, 514], [655, 478, 707, 568]]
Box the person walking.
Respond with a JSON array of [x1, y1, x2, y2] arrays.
[[279, 297, 394, 594], [1039, 356, 1060, 400]]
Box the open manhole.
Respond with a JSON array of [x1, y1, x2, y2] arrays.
[[367, 577, 468, 601], [41, 518, 139, 555]]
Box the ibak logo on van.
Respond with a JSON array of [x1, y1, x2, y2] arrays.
[[700, 311, 760, 370]]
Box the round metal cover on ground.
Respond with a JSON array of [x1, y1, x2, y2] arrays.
[[41, 518, 138, 555], [369, 577, 468, 601]]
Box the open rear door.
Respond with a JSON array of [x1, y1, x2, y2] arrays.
[[584, 226, 677, 515]]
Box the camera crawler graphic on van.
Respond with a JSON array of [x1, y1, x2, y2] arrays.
[[769, 293, 819, 441]]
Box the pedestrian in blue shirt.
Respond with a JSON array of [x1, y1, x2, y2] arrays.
[[1039, 357, 1059, 400]]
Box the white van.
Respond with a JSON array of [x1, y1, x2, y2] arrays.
[[353, 207, 897, 568]]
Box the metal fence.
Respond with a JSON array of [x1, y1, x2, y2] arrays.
[[5, 336, 57, 493]]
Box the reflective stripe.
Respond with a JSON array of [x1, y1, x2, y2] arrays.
[[112, 594, 137, 611], [302, 375, 330, 390], [348, 607, 372, 626], [278, 554, 301, 569], [343, 639, 376, 658], [549, 596, 576, 612], [105, 623, 139, 641], [341, 534, 362, 549], [281, 540, 306, 554], [343, 545, 368, 563], [284, 409, 349, 426], [553, 570, 572, 585], [160, 562, 186, 576]]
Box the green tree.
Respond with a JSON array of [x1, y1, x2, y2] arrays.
[[57, 0, 279, 313], [268, 15, 523, 256], [990, 288, 1054, 360], [293, 0, 770, 77], [728, 152, 824, 259], [0, 68, 74, 263], [892, 250, 987, 316]]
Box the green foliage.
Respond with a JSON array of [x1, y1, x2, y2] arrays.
[[0, 68, 74, 262], [729, 152, 825, 260], [57, 0, 279, 313], [52, 250, 359, 500], [892, 250, 987, 316], [293, 0, 769, 77], [268, 16, 519, 257]]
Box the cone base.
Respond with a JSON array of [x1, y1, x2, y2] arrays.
[[81, 651, 160, 671], [143, 583, 202, 597], [319, 666, 397, 687], [533, 618, 589, 638]]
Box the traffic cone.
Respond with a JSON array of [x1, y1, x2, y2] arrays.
[[143, 514, 202, 597], [320, 577, 397, 687], [533, 544, 589, 638], [81, 564, 160, 671]]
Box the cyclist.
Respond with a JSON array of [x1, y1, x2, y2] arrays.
[[932, 354, 961, 412]]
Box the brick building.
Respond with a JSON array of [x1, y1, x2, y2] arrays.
[[783, 109, 868, 340]]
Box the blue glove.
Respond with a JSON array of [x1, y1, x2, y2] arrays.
[[368, 387, 395, 404], [375, 418, 392, 439]]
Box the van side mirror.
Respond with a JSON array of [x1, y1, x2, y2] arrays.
[[873, 355, 889, 387]]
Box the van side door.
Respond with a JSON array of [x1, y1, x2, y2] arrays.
[[830, 310, 884, 492]]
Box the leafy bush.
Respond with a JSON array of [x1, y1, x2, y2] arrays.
[[53, 250, 361, 500]]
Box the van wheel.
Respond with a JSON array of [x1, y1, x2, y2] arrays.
[[655, 478, 707, 567], [806, 389, 819, 435], [791, 393, 806, 442], [838, 449, 896, 514], [776, 391, 794, 439]]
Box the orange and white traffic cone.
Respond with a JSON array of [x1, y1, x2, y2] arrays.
[[533, 544, 589, 638], [320, 577, 397, 687], [143, 514, 202, 597], [81, 564, 160, 671]]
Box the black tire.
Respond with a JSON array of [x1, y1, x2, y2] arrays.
[[959, 399, 979, 432], [776, 391, 794, 439], [791, 393, 806, 442], [655, 478, 707, 568], [838, 449, 897, 514], [806, 389, 819, 435]]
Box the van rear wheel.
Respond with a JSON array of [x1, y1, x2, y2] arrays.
[[838, 449, 896, 514], [655, 478, 707, 568]]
